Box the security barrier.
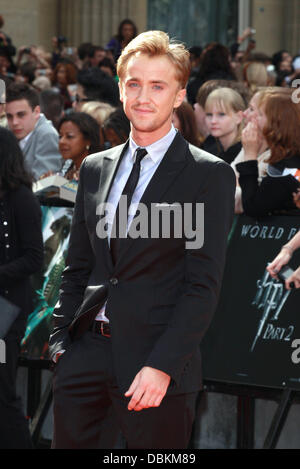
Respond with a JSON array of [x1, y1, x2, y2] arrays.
[[18, 211, 300, 448]]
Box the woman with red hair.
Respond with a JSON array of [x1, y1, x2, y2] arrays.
[[236, 88, 300, 218], [51, 61, 77, 109]]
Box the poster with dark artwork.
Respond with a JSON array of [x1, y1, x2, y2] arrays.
[[202, 215, 300, 391], [20, 206, 73, 361]]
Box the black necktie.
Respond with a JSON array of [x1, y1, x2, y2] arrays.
[[110, 148, 147, 264]]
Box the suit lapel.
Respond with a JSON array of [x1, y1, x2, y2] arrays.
[[97, 141, 129, 206], [96, 142, 129, 269], [116, 133, 189, 265]]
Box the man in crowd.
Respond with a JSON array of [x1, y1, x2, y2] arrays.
[[50, 30, 235, 449], [40, 88, 64, 130], [88, 45, 106, 67], [6, 83, 62, 180], [74, 67, 120, 111]]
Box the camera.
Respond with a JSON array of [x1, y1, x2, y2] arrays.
[[277, 265, 295, 289]]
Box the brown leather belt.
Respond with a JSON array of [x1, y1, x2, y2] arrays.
[[90, 320, 111, 338]]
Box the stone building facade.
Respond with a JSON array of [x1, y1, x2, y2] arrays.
[[1, 0, 300, 57]]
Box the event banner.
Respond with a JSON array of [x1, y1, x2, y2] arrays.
[[20, 206, 73, 361], [202, 215, 300, 391]]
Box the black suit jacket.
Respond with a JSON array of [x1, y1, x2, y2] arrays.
[[0, 185, 44, 320], [49, 132, 235, 394]]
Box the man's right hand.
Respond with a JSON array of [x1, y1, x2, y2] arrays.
[[125, 366, 171, 411]]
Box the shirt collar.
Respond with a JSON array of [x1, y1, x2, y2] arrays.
[[19, 130, 33, 150], [129, 125, 177, 164]]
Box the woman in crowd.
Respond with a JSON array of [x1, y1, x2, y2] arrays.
[[236, 89, 300, 218], [272, 50, 293, 74], [81, 100, 115, 128], [267, 230, 300, 290], [106, 19, 137, 61], [0, 127, 43, 448], [203, 87, 245, 164], [187, 42, 237, 105], [243, 61, 269, 93], [172, 101, 202, 147], [193, 79, 250, 156], [58, 112, 101, 180], [51, 61, 77, 109], [231, 88, 272, 213], [100, 107, 130, 149]]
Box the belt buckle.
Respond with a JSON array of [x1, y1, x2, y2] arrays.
[[100, 322, 110, 338]]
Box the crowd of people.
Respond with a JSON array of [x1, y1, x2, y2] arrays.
[[1, 17, 300, 218], [0, 13, 300, 449]]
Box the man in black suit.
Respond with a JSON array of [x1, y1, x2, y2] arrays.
[[50, 30, 236, 449]]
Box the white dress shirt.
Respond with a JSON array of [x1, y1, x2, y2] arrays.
[[96, 125, 177, 322], [19, 131, 33, 151]]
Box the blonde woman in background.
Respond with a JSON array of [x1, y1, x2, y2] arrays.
[[243, 62, 270, 93], [203, 87, 245, 164], [243, 62, 269, 93], [81, 101, 115, 128]]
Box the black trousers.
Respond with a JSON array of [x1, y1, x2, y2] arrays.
[[0, 319, 33, 449], [52, 330, 197, 449]]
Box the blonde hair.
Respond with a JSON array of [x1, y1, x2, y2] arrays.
[[244, 62, 269, 93], [205, 87, 246, 141], [117, 30, 191, 88], [205, 87, 246, 114], [81, 101, 115, 126]]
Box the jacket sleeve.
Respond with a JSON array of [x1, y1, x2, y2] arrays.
[[236, 160, 300, 217], [48, 159, 95, 358], [145, 161, 236, 387], [31, 127, 63, 180], [0, 187, 44, 286]]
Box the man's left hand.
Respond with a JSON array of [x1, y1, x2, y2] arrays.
[[125, 366, 171, 412]]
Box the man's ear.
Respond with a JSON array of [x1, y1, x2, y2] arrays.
[[33, 105, 41, 119], [174, 88, 186, 109]]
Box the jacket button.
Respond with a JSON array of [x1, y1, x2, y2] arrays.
[[110, 278, 118, 286]]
